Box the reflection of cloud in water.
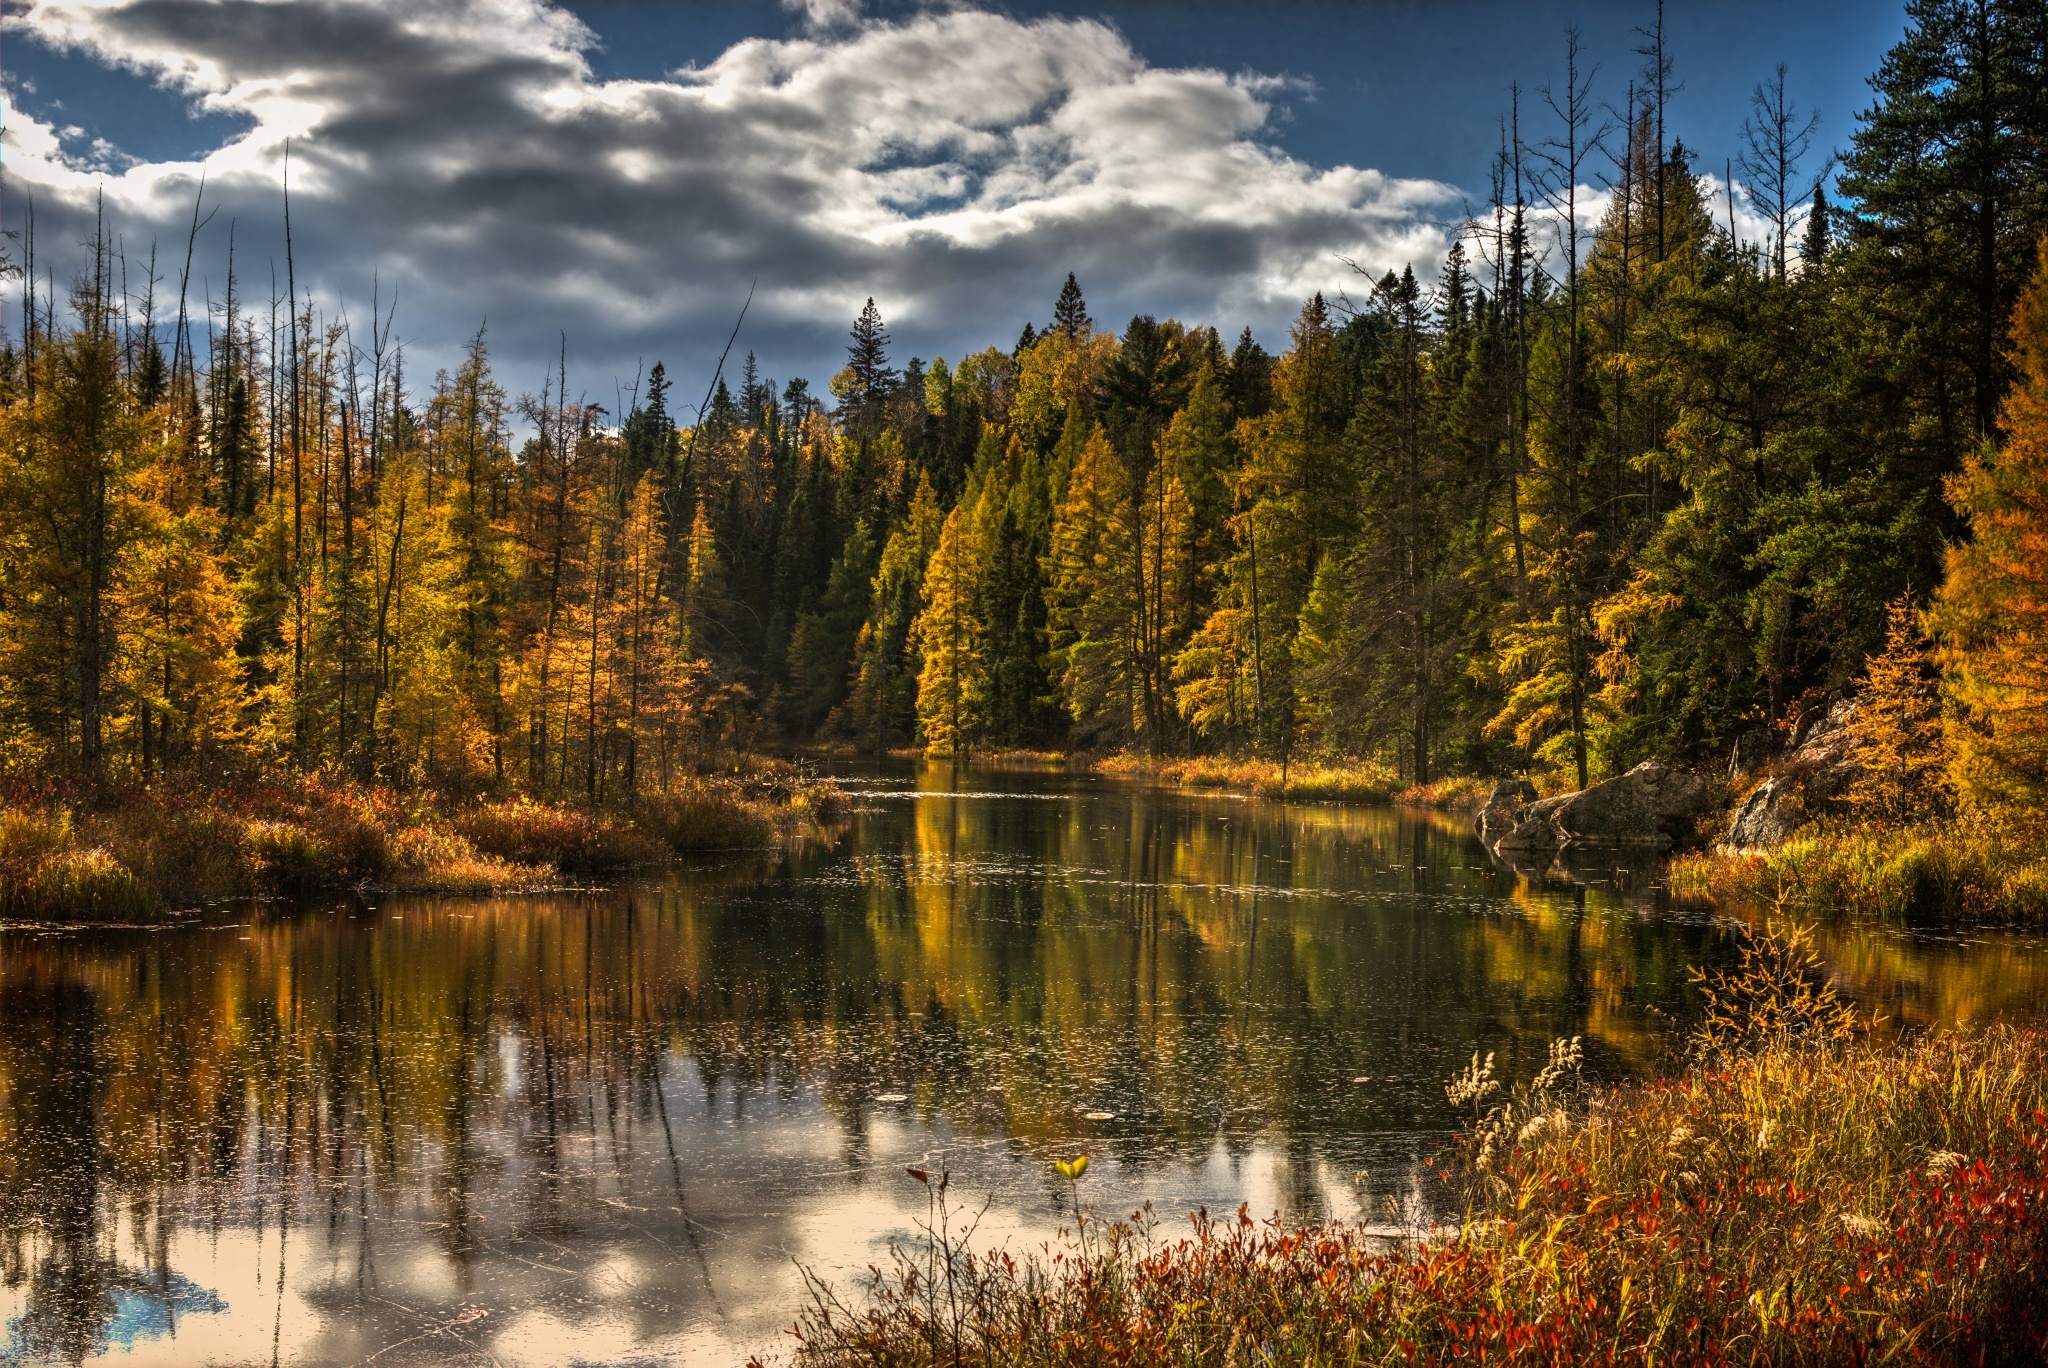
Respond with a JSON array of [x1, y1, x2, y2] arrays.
[[6, 764, 2045, 1364]]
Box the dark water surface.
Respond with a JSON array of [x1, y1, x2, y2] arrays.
[[6, 762, 2047, 1365]]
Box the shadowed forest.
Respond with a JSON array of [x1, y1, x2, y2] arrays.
[[1, 0, 2044, 826]]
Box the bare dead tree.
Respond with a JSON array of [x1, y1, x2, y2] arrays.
[[1738, 64, 1827, 280]]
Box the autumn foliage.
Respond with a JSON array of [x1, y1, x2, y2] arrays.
[[782, 1027, 2048, 1368], [1934, 240, 2048, 812]]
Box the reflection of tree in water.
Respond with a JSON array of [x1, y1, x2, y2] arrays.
[[2, 974, 114, 1364], [1, 782, 2039, 1356], [0, 975, 227, 1365]]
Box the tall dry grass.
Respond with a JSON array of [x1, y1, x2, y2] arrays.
[[1672, 814, 2048, 922], [779, 922, 2048, 1367], [1093, 754, 1398, 803], [0, 766, 840, 921], [1392, 774, 1496, 812]]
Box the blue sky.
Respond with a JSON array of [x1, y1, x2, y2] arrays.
[[2, 0, 1905, 412]]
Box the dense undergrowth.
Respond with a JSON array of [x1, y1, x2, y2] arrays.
[[777, 921, 2048, 1367], [0, 763, 844, 921], [1671, 815, 2048, 923]]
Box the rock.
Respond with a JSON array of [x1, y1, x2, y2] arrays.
[[1551, 762, 1717, 849], [1476, 778, 1539, 844], [1725, 777, 1808, 849], [1487, 762, 1716, 852], [1721, 699, 1863, 849], [1491, 793, 1571, 851], [1781, 699, 1860, 807], [1728, 729, 1776, 781]]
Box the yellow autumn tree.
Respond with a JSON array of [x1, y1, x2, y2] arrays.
[[1932, 240, 2048, 811], [913, 503, 985, 755], [1847, 596, 1949, 824]]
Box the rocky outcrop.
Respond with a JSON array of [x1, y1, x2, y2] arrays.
[[1721, 700, 1862, 850], [1476, 778, 1539, 845], [1489, 762, 1717, 853], [1728, 729, 1776, 781], [1726, 777, 1807, 848]]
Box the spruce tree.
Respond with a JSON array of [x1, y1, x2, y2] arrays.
[[1052, 273, 1092, 339], [1840, 0, 2048, 445], [1800, 180, 1831, 269], [842, 297, 896, 441]]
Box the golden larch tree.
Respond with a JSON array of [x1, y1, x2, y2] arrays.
[[1932, 240, 2048, 810]]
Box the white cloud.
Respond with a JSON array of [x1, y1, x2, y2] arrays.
[[1, 0, 1460, 395]]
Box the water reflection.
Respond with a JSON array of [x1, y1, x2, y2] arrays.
[[4, 761, 2046, 1365]]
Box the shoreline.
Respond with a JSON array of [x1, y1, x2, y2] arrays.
[[883, 747, 1501, 811], [0, 762, 845, 923]]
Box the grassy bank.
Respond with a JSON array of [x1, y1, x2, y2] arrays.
[[1391, 774, 1496, 812], [782, 1019, 2048, 1367], [0, 763, 844, 922], [1092, 753, 1398, 803], [1671, 815, 2048, 922]]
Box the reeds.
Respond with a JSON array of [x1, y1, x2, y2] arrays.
[[1393, 774, 1495, 812], [1093, 754, 1398, 803], [634, 781, 779, 849], [0, 766, 840, 921], [0, 809, 152, 920], [453, 798, 668, 871], [1672, 814, 2048, 922]]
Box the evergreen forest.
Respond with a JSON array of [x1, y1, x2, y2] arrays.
[[4, 0, 2047, 816]]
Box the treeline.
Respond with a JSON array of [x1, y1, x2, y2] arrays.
[[2, 0, 2045, 807]]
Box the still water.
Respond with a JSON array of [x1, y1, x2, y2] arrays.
[[5, 762, 2047, 1366]]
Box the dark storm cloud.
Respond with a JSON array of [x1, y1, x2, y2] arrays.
[[4, 0, 1458, 399]]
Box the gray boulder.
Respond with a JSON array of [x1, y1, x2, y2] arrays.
[[1491, 793, 1572, 851], [1780, 700, 1860, 807], [1476, 778, 1539, 844], [1721, 700, 1863, 850], [1725, 777, 1808, 849], [1487, 762, 1716, 852], [1551, 762, 1716, 849]]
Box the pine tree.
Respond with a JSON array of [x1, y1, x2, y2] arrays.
[[435, 328, 515, 782], [0, 286, 142, 777], [1801, 180, 1831, 269], [1839, 0, 2048, 446], [848, 474, 942, 751]]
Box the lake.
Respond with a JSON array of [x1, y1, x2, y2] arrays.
[[5, 761, 2046, 1365]]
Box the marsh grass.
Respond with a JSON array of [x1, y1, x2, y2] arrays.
[[0, 810, 152, 921], [1393, 774, 1495, 812], [635, 782, 779, 849], [453, 799, 669, 871], [780, 922, 2048, 1367], [1673, 814, 2048, 922], [1093, 754, 1397, 803], [0, 766, 840, 921]]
